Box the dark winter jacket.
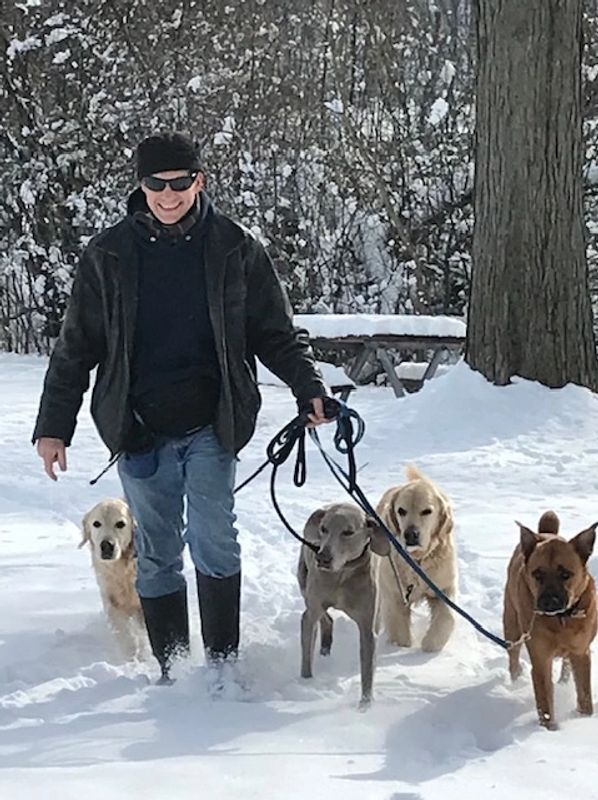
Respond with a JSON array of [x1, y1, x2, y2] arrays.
[[32, 191, 325, 455]]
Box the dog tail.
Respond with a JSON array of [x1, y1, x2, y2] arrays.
[[538, 510, 560, 535], [405, 464, 425, 482]]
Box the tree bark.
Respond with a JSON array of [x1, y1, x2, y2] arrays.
[[467, 0, 598, 390]]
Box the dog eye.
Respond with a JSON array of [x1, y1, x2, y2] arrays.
[[92, 520, 102, 528], [397, 508, 407, 517], [320, 526, 328, 534], [532, 569, 545, 581], [341, 529, 355, 536], [115, 521, 126, 529], [558, 567, 572, 580], [421, 509, 433, 516]]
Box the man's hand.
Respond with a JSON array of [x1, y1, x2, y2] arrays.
[[306, 397, 334, 427], [37, 437, 67, 481]]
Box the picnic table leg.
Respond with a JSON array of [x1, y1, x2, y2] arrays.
[[339, 386, 355, 402], [348, 345, 371, 383], [376, 347, 405, 398], [423, 347, 448, 381]]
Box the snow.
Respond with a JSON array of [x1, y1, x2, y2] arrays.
[[294, 313, 466, 338], [395, 361, 450, 381], [214, 116, 235, 146], [6, 36, 42, 60], [324, 98, 344, 114], [258, 360, 353, 388], [428, 98, 449, 126], [2, 353, 598, 798], [440, 60, 456, 85]]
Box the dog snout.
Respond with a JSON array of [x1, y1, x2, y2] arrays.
[[537, 590, 568, 614], [316, 546, 333, 570], [100, 539, 115, 560], [404, 526, 420, 547]]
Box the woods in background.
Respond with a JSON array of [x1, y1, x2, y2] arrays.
[[3, 1, 598, 361]]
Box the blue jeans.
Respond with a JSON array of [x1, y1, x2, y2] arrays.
[[118, 426, 239, 598]]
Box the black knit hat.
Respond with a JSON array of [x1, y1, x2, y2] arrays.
[[136, 132, 201, 179]]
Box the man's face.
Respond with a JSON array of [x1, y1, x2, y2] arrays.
[[140, 169, 204, 225]]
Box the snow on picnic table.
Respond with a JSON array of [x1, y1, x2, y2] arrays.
[[294, 313, 467, 339]]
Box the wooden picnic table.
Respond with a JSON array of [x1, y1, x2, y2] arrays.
[[295, 315, 466, 399], [311, 334, 464, 397]]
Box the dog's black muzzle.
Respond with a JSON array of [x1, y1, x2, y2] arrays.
[[404, 526, 421, 547], [537, 590, 568, 615], [100, 539, 116, 560]]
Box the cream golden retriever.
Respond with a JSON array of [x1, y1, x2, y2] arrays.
[[80, 498, 146, 659], [375, 466, 457, 652]]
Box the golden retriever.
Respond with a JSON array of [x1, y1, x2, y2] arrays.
[[80, 498, 146, 659], [375, 465, 457, 652], [503, 510, 597, 729]]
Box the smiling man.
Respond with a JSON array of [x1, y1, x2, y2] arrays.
[[33, 132, 328, 682]]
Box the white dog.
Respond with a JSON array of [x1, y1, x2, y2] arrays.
[[376, 466, 457, 652], [80, 498, 146, 659]]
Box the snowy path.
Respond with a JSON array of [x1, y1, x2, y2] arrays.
[[1, 354, 598, 799]]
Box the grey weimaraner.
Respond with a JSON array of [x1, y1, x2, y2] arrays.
[[297, 502, 390, 706]]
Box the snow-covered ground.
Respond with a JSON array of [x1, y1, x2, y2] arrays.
[[2, 353, 598, 800]]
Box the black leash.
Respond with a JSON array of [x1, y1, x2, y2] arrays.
[[234, 410, 319, 552], [236, 398, 510, 651]]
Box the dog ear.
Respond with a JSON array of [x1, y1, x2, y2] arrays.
[[570, 524, 597, 564], [304, 508, 327, 542], [79, 511, 92, 549], [435, 495, 454, 541], [365, 516, 390, 556], [517, 522, 540, 561]]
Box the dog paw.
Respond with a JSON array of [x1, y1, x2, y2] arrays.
[[320, 645, 331, 656], [421, 632, 448, 652], [388, 633, 412, 648], [539, 713, 558, 731], [577, 704, 593, 716]]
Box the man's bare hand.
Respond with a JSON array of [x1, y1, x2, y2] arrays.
[[306, 397, 334, 427], [37, 437, 67, 481]]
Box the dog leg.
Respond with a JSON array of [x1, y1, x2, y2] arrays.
[[107, 607, 138, 661], [558, 658, 571, 684], [358, 624, 375, 709], [383, 597, 412, 647], [422, 595, 455, 652], [528, 648, 557, 730], [301, 608, 321, 679], [319, 612, 333, 656], [503, 595, 523, 680], [354, 608, 376, 710], [570, 652, 593, 716]]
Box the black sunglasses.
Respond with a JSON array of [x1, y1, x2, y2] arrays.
[[142, 173, 198, 192]]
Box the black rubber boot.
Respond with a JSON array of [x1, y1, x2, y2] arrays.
[[140, 588, 190, 684], [195, 570, 240, 662]]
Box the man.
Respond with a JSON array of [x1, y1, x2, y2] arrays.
[[33, 132, 328, 683]]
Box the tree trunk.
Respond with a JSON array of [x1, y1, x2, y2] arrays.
[[467, 0, 598, 390]]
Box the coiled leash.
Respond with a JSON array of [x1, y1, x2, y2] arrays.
[[233, 404, 336, 554], [236, 397, 510, 651]]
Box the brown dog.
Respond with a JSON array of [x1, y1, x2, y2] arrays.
[[503, 511, 597, 730]]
